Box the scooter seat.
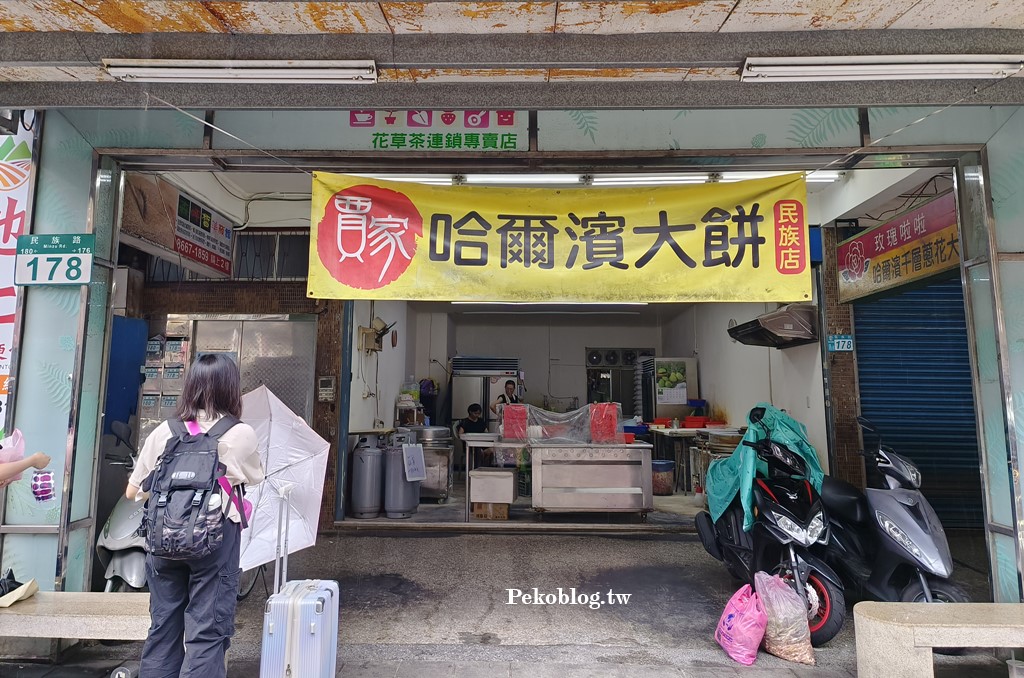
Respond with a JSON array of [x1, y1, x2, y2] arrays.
[[820, 475, 870, 524]]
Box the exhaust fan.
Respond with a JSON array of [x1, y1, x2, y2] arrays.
[[727, 303, 818, 349]]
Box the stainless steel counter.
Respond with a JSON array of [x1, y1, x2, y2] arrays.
[[461, 438, 653, 521]]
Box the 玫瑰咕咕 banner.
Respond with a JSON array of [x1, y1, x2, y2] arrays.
[[308, 172, 810, 303]]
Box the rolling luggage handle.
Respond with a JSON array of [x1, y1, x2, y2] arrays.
[[273, 483, 294, 595]]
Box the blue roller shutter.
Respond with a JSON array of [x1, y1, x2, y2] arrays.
[[853, 276, 981, 528]]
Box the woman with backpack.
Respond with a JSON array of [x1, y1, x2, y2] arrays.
[[126, 353, 264, 678]]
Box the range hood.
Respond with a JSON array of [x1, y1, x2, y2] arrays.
[[727, 303, 819, 349]]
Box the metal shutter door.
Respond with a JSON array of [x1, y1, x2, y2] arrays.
[[853, 276, 981, 528]]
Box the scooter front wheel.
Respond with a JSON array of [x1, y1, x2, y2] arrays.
[[899, 578, 970, 603], [806, 573, 845, 647], [900, 578, 969, 655]]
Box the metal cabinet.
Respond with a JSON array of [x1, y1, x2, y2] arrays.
[[531, 445, 653, 515]]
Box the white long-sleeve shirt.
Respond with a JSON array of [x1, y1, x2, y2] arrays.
[[128, 411, 264, 523]]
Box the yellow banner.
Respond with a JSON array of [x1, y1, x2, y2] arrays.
[[308, 172, 810, 302]]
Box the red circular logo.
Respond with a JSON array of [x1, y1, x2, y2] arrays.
[[317, 185, 423, 289]]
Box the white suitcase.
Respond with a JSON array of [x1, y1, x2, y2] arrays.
[[259, 579, 339, 678], [258, 488, 339, 678]]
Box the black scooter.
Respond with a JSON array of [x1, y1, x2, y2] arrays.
[[696, 408, 846, 646], [817, 416, 969, 604]]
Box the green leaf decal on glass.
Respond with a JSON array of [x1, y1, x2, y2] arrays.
[[867, 107, 915, 123], [991, 154, 1024, 208], [568, 110, 599, 143], [39, 361, 72, 409], [787, 109, 858, 148], [36, 286, 81, 317], [174, 114, 200, 142]]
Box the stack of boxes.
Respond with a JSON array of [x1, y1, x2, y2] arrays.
[[137, 331, 190, 443], [469, 467, 518, 520]]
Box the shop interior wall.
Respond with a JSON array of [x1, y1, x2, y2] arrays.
[[348, 299, 409, 432], [687, 302, 828, 471], [452, 315, 663, 411], [407, 307, 453, 424]]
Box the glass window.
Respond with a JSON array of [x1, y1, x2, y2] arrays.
[[235, 233, 276, 279], [276, 233, 310, 279]]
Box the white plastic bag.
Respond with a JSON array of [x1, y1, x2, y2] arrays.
[[0, 429, 26, 480], [754, 571, 815, 665]]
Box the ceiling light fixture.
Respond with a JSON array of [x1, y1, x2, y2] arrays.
[[451, 301, 648, 306], [741, 55, 1024, 82], [353, 173, 453, 186], [591, 174, 708, 186], [720, 170, 841, 183], [464, 174, 583, 186], [103, 59, 378, 84]]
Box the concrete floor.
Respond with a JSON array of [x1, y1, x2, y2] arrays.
[[346, 477, 702, 527], [1, 529, 1006, 677]]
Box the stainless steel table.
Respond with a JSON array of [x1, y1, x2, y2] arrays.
[[460, 438, 654, 521]]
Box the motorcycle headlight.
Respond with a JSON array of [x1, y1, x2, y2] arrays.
[[773, 513, 812, 546], [876, 510, 923, 560], [807, 512, 826, 544]]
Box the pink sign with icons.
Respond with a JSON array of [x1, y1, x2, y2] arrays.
[[407, 111, 432, 127], [464, 111, 489, 128], [350, 111, 376, 127]]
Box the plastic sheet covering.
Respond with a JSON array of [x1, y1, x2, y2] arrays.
[[501, 403, 625, 444]]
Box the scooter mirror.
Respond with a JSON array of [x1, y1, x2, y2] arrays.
[[749, 407, 766, 424], [111, 421, 133, 449], [856, 416, 876, 434]]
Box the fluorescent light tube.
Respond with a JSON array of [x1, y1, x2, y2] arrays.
[[465, 174, 582, 185], [719, 170, 840, 183], [352, 174, 453, 186], [742, 55, 1024, 82], [451, 302, 648, 306], [103, 59, 377, 84], [591, 174, 708, 186]]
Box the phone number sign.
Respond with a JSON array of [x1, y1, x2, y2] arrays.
[[15, 234, 94, 286]]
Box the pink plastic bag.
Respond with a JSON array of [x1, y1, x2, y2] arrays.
[[0, 429, 26, 481], [715, 583, 768, 665]]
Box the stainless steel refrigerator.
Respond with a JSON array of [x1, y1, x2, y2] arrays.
[[450, 356, 521, 432]]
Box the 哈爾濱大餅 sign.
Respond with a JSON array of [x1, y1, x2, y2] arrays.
[[307, 172, 810, 303], [836, 191, 958, 303]]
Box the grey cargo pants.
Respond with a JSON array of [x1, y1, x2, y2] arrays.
[[140, 522, 241, 678]]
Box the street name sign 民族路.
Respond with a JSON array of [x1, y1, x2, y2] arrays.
[[15, 234, 95, 286]]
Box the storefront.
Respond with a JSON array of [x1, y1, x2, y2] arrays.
[[0, 104, 1021, 610]]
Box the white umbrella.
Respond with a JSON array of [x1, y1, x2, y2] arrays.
[[238, 385, 331, 573]]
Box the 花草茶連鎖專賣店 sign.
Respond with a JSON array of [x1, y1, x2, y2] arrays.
[[836, 192, 958, 304], [307, 172, 812, 303]]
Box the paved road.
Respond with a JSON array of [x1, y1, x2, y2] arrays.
[[1, 530, 1004, 676]]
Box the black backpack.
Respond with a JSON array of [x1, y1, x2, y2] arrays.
[[143, 416, 240, 560]]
